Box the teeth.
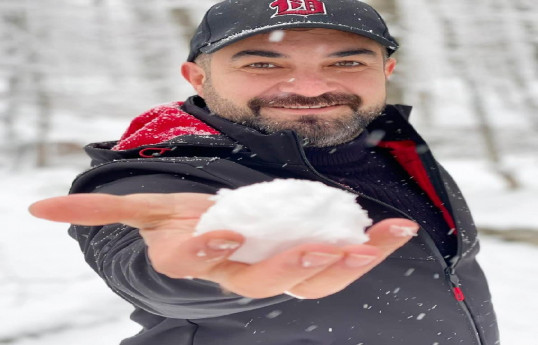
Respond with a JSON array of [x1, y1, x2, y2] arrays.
[[281, 105, 334, 109]]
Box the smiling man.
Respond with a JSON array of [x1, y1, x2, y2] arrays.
[[186, 28, 395, 147], [30, 0, 499, 344]]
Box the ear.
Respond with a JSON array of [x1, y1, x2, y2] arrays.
[[384, 58, 397, 79], [181, 62, 206, 96]]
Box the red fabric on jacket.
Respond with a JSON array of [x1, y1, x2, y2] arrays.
[[377, 140, 457, 233], [112, 102, 220, 151]]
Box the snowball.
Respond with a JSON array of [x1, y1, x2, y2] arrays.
[[195, 179, 372, 263]]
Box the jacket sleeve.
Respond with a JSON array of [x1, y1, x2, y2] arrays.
[[68, 158, 290, 319]]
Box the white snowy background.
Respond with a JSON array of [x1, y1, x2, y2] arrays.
[[1, 0, 537, 344]]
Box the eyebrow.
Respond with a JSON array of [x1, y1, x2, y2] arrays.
[[231, 50, 289, 60], [328, 49, 378, 58], [230, 48, 378, 61]]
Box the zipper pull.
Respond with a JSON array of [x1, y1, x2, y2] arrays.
[[445, 267, 465, 302], [453, 287, 465, 302]]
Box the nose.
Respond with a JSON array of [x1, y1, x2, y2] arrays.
[[277, 69, 338, 97]]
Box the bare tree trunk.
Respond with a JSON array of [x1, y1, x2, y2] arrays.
[[129, 1, 173, 101], [3, 75, 20, 147], [32, 65, 52, 168], [28, 27, 52, 167], [169, 7, 198, 48]]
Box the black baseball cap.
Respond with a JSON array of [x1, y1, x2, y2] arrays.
[[187, 0, 399, 62]]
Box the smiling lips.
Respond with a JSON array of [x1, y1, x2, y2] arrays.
[[277, 104, 338, 109], [271, 103, 345, 110], [248, 93, 361, 113], [266, 104, 347, 115]]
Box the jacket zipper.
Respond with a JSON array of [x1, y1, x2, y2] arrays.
[[418, 155, 482, 341], [418, 153, 469, 302], [293, 140, 483, 345]]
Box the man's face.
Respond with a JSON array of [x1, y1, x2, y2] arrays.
[[183, 28, 396, 147]]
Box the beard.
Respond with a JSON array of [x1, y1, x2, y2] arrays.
[[202, 83, 385, 148]]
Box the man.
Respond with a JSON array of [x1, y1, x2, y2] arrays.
[[30, 0, 499, 344]]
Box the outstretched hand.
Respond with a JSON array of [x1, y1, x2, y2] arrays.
[[30, 193, 419, 299]]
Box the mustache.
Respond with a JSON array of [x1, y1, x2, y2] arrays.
[[248, 93, 362, 113]]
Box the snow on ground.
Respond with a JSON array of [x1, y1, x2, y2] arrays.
[[443, 155, 538, 232], [1, 160, 537, 344], [0, 168, 140, 344]]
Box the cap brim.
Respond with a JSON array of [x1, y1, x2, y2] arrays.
[[199, 22, 398, 56]]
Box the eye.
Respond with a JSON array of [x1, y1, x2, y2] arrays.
[[332, 61, 364, 67], [245, 62, 278, 69]]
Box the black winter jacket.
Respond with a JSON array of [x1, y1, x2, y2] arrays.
[[69, 96, 499, 344]]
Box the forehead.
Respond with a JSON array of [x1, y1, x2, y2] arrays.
[[218, 28, 383, 55]]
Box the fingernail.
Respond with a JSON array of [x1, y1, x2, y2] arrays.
[[207, 239, 241, 251], [301, 252, 341, 268], [196, 249, 225, 262], [204, 255, 228, 263], [284, 291, 305, 299], [345, 254, 377, 268], [389, 224, 420, 237]]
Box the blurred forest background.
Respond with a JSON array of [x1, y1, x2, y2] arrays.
[[1, 0, 537, 171], [1, 0, 537, 193]]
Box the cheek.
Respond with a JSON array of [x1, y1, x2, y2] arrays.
[[211, 73, 266, 105], [347, 74, 387, 101]]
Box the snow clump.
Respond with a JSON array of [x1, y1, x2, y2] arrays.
[[268, 30, 286, 42], [195, 179, 372, 263]]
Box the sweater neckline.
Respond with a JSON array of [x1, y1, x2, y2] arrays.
[[304, 131, 376, 167]]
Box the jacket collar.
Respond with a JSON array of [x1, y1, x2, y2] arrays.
[[182, 96, 308, 165], [181, 96, 417, 165]]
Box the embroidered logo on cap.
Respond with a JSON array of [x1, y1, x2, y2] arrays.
[[270, 0, 327, 17]]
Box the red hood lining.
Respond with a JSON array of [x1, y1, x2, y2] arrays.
[[112, 102, 220, 151]]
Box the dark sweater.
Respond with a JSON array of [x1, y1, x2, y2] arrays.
[[305, 132, 457, 259]]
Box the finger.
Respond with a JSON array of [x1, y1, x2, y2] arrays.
[[286, 244, 379, 299], [29, 193, 214, 228], [364, 218, 420, 253], [203, 243, 345, 299], [286, 218, 419, 299], [144, 229, 247, 279]]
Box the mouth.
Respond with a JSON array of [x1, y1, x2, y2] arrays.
[[265, 104, 347, 115], [249, 93, 361, 115], [275, 104, 340, 109]]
